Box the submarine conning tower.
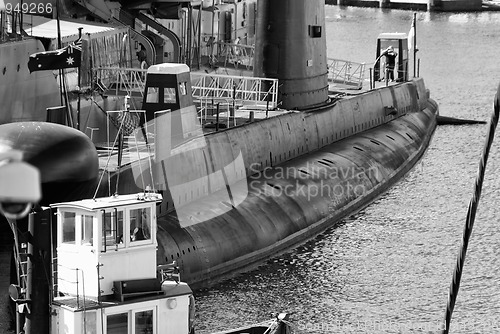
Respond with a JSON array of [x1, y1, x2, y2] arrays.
[[253, 0, 329, 110]]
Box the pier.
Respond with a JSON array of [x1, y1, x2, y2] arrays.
[[326, 0, 500, 12]]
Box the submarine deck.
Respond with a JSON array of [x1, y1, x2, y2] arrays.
[[96, 79, 402, 173]]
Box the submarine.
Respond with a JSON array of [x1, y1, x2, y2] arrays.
[[0, 0, 438, 329], [91, 0, 438, 287]]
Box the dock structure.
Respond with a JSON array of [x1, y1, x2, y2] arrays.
[[329, 0, 484, 11]]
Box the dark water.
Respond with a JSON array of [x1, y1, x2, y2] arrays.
[[195, 7, 500, 334]]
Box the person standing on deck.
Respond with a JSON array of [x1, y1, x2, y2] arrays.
[[381, 46, 397, 82], [136, 43, 149, 70]]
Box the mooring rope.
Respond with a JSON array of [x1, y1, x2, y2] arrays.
[[441, 83, 500, 333], [93, 112, 127, 199]]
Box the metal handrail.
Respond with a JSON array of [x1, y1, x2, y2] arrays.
[[327, 58, 366, 89], [212, 41, 255, 70], [93, 67, 148, 97], [191, 73, 278, 110], [52, 262, 84, 308]]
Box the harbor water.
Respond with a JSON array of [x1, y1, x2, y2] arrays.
[[1, 6, 500, 334], [194, 6, 500, 334]]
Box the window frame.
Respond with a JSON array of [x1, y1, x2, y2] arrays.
[[128, 207, 153, 247]]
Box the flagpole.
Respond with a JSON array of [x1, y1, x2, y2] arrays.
[[77, 27, 82, 131], [55, 0, 64, 112], [413, 12, 417, 78]]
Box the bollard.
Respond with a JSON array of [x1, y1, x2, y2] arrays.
[[379, 0, 390, 8], [249, 111, 255, 122]]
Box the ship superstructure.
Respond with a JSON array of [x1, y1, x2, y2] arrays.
[[48, 192, 196, 334]]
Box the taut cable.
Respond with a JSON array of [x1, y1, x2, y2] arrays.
[[441, 83, 500, 333]]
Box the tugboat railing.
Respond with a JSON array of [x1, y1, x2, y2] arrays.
[[52, 262, 85, 308], [327, 58, 366, 89]]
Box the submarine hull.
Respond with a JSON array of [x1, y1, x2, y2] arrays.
[[100, 78, 438, 287], [157, 100, 438, 288]]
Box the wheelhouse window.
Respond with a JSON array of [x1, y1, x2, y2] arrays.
[[103, 210, 124, 247], [130, 207, 152, 243], [61, 212, 76, 244], [146, 87, 159, 103], [82, 215, 94, 246], [164, 87, 176, 103], [178, 82, 187, 96]]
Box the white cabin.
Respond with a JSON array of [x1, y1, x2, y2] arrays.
[[49, 192, 195, 334]]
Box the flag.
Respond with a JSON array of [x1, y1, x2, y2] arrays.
[[408, 17, 416, 51], [27, 39, 82, 73]]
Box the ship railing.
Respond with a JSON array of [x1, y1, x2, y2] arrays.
[[119, 134, 153, 166], [327, 58, 366, 90], [158, 261, 181, 283], [93, 67, 148, 98], [104, 110, 154, 167], [211, 41, 254, 70], [191, 72, 278, 109], [196, 97, 236, 128], [52, 261, 86, 308], [191, 73, 279, 127]]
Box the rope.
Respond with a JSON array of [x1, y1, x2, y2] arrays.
[[7, 218, 25, 288], [93, 112, 127, 200], [144, 131, 155, 192], [441, 83, 500, 333], [133, 130, 147, 191]]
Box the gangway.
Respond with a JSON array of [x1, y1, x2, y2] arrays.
[[327, 58, 366, 90], [190, 72, 279, 122]]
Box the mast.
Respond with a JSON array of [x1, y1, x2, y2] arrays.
[[77, 27, 82, 130], [413, 12, 417, 78]]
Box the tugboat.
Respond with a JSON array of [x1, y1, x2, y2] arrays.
[[5, 188, 289, 333]]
